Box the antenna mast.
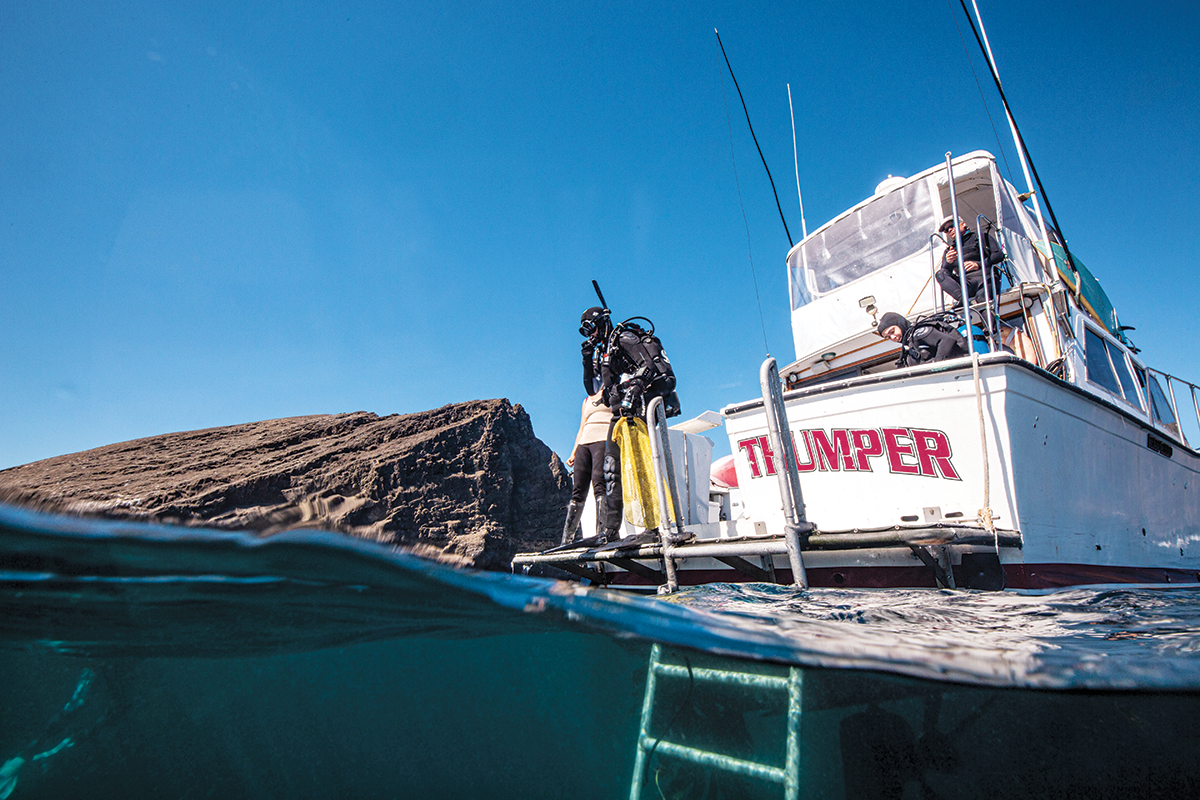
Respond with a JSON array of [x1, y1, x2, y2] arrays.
[[714, 29, 793, 248], [787, 84, 808, 240]]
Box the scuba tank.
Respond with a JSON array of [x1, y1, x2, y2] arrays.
[[958, 322, 990, 355]]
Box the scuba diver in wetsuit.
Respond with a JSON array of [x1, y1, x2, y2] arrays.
[[570, 303, 679, 545], [876, 311, 970, 367]]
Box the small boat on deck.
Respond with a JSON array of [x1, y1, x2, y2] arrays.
[[514, 148, 1200, 592]]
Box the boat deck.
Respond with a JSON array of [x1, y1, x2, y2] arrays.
[[513, 524, 1021, 590]]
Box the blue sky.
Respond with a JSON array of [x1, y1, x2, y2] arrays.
[[2, 0, 1197, 470]]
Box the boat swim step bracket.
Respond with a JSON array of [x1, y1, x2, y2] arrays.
[[552, 562, 609, 585], [609, 558, 666, 585], [909, 544, 957, 589], [629, 643, 803, 800], [714, 554, 774, 582]]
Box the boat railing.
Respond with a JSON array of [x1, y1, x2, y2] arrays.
[[1146, 368, 1200, 451], [929, 220, 1061, 365], [759, 356, 810, 588], [974, 214, 1000, 345], [646, 394, 687, 593]]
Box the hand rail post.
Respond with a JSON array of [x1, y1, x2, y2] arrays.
[[975, 214, 999, 348], [646, 396, 683, 592], [759, 357, 810, 588]]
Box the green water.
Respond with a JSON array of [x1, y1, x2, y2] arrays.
[[3, 505, 1200, 798]]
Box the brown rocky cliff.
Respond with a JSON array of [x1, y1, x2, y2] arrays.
[[0, 399, 570, 570]]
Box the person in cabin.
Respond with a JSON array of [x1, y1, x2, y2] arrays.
[[561, 391, 613, 546], [876, 311, 969, 366], [935, 216, 1004, 307]]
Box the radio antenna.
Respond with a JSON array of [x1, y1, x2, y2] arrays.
[[715, 29, 793, 248], [787, 83, 808, 240]]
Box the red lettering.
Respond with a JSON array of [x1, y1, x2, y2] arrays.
[[757, 435, 777, 476], [738, 437, 763, 478], [794, 430, 817, 473], [811, 429, 856, 472], [883, 428, 921, 475], [850, 429, 885, 471], [912, 429, 961, 480]]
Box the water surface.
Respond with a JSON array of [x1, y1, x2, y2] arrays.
[[3, 505, 1199, 798]]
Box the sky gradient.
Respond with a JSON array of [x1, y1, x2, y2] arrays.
[[2, 0, 1197, 469]]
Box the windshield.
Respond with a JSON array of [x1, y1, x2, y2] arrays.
[[789, 179, 937, 309]]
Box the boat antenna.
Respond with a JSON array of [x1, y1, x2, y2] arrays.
[[787, 83, 808, 240], [958, 0, 1078, 285], [714, 29, 793, 248], [717, 45, 772, 355]]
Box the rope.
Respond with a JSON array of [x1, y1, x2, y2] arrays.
[[970, 351, 1001, 557], [905, 274, 934, 317]]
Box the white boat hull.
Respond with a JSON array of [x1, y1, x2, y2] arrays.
[[721, 354, 1200, 589]]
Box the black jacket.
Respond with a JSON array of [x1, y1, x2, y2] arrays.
[[942, 228, 1003, 272]]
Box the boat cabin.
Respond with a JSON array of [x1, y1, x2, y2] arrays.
[[780, 151, 1193, 449]]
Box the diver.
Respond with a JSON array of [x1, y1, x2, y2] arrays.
[[877, 311, 969, 367], [577, 295, 680, 544], [935, 216, 1004, 308]]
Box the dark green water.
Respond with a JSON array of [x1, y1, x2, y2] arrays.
[[3, 504, 1200, 799]]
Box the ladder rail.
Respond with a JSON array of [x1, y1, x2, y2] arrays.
[[630, 645, 803, 800]]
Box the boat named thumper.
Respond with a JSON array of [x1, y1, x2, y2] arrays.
[[515, 150, 1200, 591]]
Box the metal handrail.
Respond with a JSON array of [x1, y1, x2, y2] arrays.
[[646, 395, 686, 593], [974, 214, 1000, 346], [759, 357, 809, 588], [929, 232, 948, 314], [1146, 369, 1200, 450]]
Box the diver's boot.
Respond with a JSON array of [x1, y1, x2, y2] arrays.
[[560, 501, 586, 546], [595, 497, 623, 545]]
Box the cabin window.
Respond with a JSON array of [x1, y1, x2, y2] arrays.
[[1136, 368, 1178, 427], [789, 179, 936, 307], [1084, 327, 1123, 397], [1108, 342, 1142, 410]]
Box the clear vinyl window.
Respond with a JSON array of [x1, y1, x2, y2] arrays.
[[789, 179, 937, 308]]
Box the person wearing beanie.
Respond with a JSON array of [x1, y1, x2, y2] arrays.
[[876, 311, 910, 342], [877, 311, 968, 366]]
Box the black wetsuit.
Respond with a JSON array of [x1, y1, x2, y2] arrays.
[[901, 322, 969, 366], [936, 228, 1004, 304], [581, 325, 677, 535]]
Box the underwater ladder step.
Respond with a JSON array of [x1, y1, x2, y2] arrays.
[[629, 644, 802, 800]]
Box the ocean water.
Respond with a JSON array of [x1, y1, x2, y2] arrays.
[[3, 504, 1200, 799]]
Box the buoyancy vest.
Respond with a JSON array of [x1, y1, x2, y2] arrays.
[[898, 312, 970, 366], [601, 320, 680, 418]]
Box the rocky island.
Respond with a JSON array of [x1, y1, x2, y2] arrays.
[[0, 399, 570, 570]]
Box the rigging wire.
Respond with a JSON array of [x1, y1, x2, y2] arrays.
[[719, 52, 772, 356], [714, 29, 793, 248], [955, 0, 1079, 274], [945, 0, 1015, 185]]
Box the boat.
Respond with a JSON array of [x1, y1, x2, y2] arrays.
[[514, 24, 1200, 594]]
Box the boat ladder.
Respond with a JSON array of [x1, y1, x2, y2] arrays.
[[629, 644, 803, 800]]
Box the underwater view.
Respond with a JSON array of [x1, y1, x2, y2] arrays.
[[3, 503, 1200, 799]]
